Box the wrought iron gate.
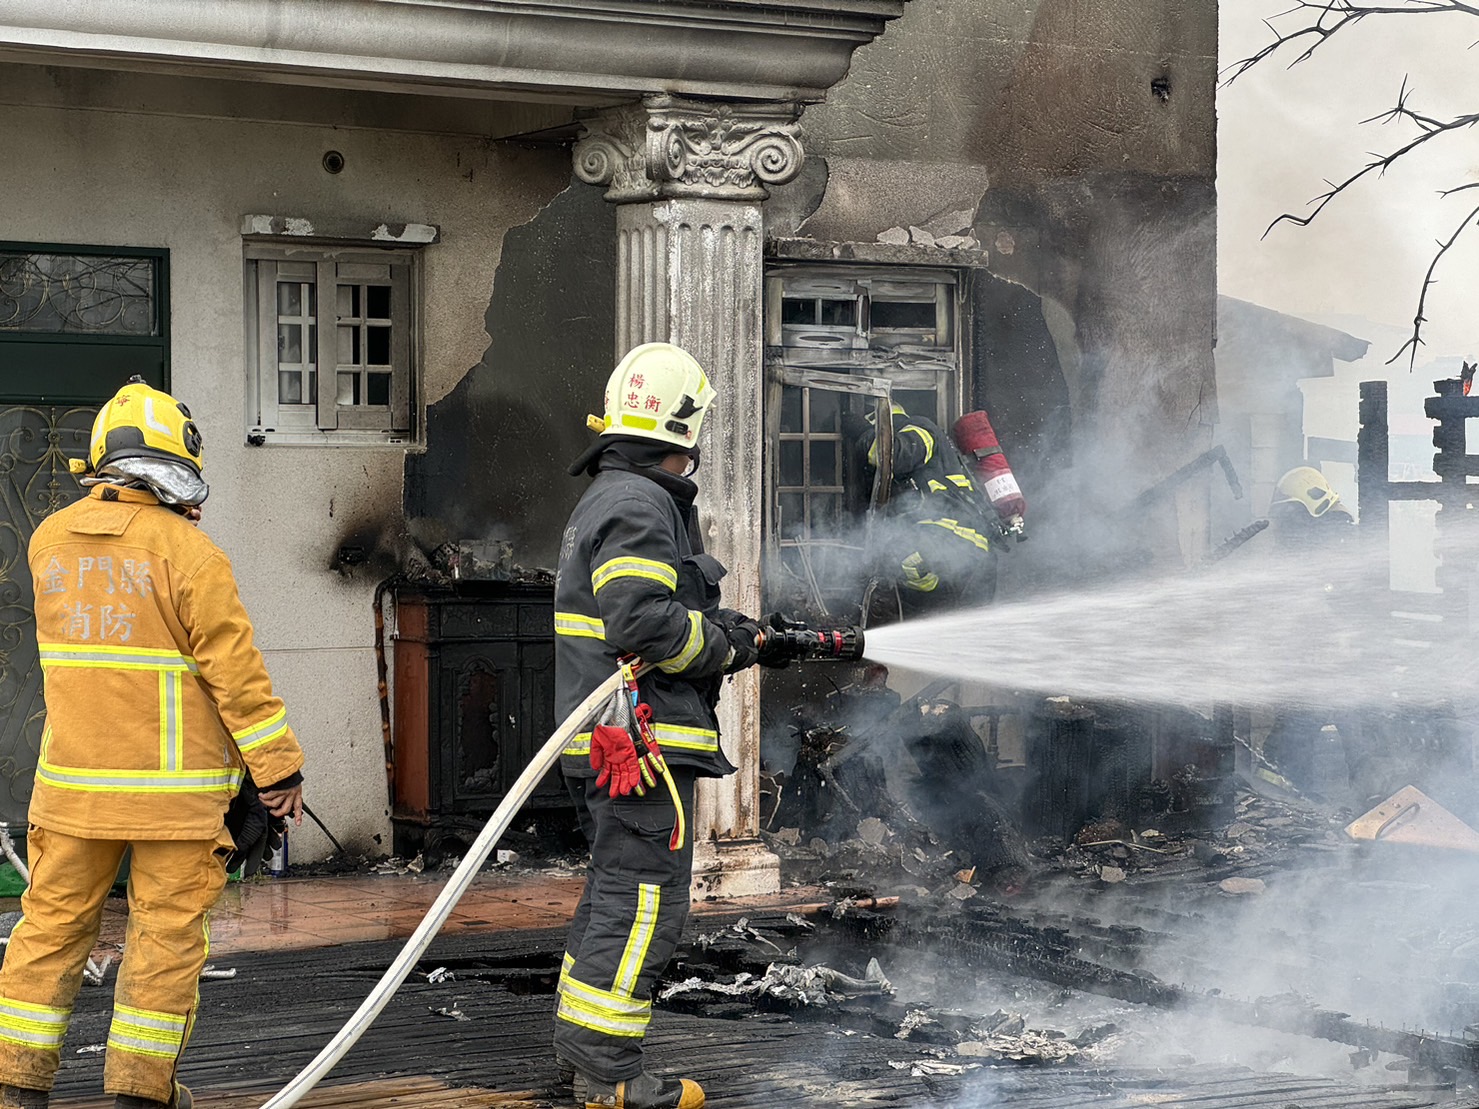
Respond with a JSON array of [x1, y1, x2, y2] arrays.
[[0, 406, 96, 823]]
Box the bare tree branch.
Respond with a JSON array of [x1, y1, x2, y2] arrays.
[[1385, 200, 1479, 369], [1261, 94, 1479, 238], [1222, 0, 1479, 85]]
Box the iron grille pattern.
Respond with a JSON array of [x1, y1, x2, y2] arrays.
[[0, 252, 158, 336], [0, 406, 95, 822]]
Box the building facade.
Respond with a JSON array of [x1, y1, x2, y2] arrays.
[[0, 0, 1217, 891]]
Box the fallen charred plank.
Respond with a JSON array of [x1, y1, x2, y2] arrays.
[[842, 908, 1479, 1075]]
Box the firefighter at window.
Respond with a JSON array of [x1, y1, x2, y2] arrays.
[[554, 344, 764, 1109], [853, 404, 999, 615], [0, 379, 305, 1109]]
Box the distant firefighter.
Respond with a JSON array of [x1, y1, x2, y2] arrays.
[[854, 404, 999, 615], [1268, 466, 1354, 553]]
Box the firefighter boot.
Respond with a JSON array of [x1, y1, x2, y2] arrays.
[[555, 1053, 588, 1106], [0, 1086, 48, 1109], [584, 1072, 703, 1109], [115, 1082, 191, 1109]]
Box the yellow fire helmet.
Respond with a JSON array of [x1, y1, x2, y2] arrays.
[[86, 376, 204, 476], [1273, 465, 1352, 518], [591, 343, 716, 451]]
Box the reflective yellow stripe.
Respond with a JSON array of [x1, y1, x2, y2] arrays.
[[556, 974, 653, 1037], [902, 423, 935, 462], [615, 884, 661, 997], [555, 612, 606, 640], [233, 707, 288, 752], [36, 761, 243, 793], [902, 552, 940, 593], [557, 952, 575, 996], [650, 723, 719, 753], [38, 643, 197, 672], [946, 473, 973, 488], [592, 557, 677, 594], [921, 518, 992, 553], [567, 721, 719, 757], [108, 1004, 186, 1059], [563, 731, 593, 757], [0, 997, 70, 1050], [656, 611, 705, 674]]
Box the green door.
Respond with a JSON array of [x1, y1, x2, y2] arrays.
[[0, 245, 169, 824]]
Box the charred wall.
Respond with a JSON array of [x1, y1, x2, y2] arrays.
[[405, 183, 615, 567], [798, 0, 1219, 576]]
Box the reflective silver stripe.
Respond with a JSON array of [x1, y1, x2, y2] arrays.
[[656, 611, 704, 674], [106, 1031, 178, 1057], [650, 723, 719, 752], [0, 1001, 69, 1025], [554, 613, 606, 640], [232, 708, 287, 750], [114, 1006, 185, 1033], [0, 1024, 65, 1048], [555, 995, 648, 1037], [36, 762, 243, 793], [39, 648, 197, 672], [561, 976, 652, 1017], [615, 884, 660, 996], [164, 670, 181, 771]]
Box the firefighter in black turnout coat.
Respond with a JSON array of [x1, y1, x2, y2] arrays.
[[857, 404, 998, 614], [553, 343, 764, 1109]]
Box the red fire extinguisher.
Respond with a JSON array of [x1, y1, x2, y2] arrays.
[[953, 410, 1026, 534]]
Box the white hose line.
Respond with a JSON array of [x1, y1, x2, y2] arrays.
[[258, 667, 629, 1109]]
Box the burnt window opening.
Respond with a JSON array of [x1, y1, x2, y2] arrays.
[[764, 262, 966, 614], [246, 243, 417, 445]]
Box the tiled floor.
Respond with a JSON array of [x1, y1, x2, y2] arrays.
[[93, 870, 828, 956]]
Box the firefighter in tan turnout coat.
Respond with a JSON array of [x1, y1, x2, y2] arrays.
[[0, 379, 305, 1109]]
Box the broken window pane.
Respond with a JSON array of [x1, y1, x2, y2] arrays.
[[780, 387, 804, 433], [819, 299, 856, 326], [813, 493, 842, 529], [780, 440, 804, 484], [781, 298, 816, 325], [778, 492, 805, 537], [810, 439, 839, 487], [366, 325, 391, 366], [811, 389, 840, 433], [871, 300, 936, 330], [366, 284, 391, 320], [367, 372, 391, 407]]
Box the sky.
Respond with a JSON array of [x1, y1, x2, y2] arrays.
[[1219, 0, 1479, 363]]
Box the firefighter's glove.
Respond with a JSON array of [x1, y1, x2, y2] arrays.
[[723, 618, 762, 673], [591, 724, 650, 798], [756, 612, 802, 669]]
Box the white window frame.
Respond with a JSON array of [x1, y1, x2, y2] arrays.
[[245, 242, 418, 446]]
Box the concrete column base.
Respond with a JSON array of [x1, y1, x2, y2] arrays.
[[690, 837, 781, 900]]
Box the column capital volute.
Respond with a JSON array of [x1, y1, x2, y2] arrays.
[[573, 95, 805, 204]]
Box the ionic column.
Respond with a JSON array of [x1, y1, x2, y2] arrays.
[[575, 96, 804, 896]]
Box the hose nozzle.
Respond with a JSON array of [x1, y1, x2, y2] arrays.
[[757, 615, 865, 665]]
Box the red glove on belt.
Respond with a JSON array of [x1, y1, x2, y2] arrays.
[[591, 724, 658, 797]]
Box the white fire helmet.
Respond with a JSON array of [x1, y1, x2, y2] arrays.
[[1273, 465, 1353, 518], [594, 343, 716, 451]]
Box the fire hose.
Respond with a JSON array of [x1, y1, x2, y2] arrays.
[[260, 620, 864, 1109]]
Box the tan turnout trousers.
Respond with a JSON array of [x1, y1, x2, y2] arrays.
[[0, 825, 230, 1101]]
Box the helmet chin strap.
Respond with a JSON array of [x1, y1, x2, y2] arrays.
[[683, 447, 702, 477]]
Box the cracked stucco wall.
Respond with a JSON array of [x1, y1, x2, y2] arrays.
[[0, 63, 570, 858]]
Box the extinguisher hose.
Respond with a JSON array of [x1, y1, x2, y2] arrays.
[[258, 665, 635, 1109]]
